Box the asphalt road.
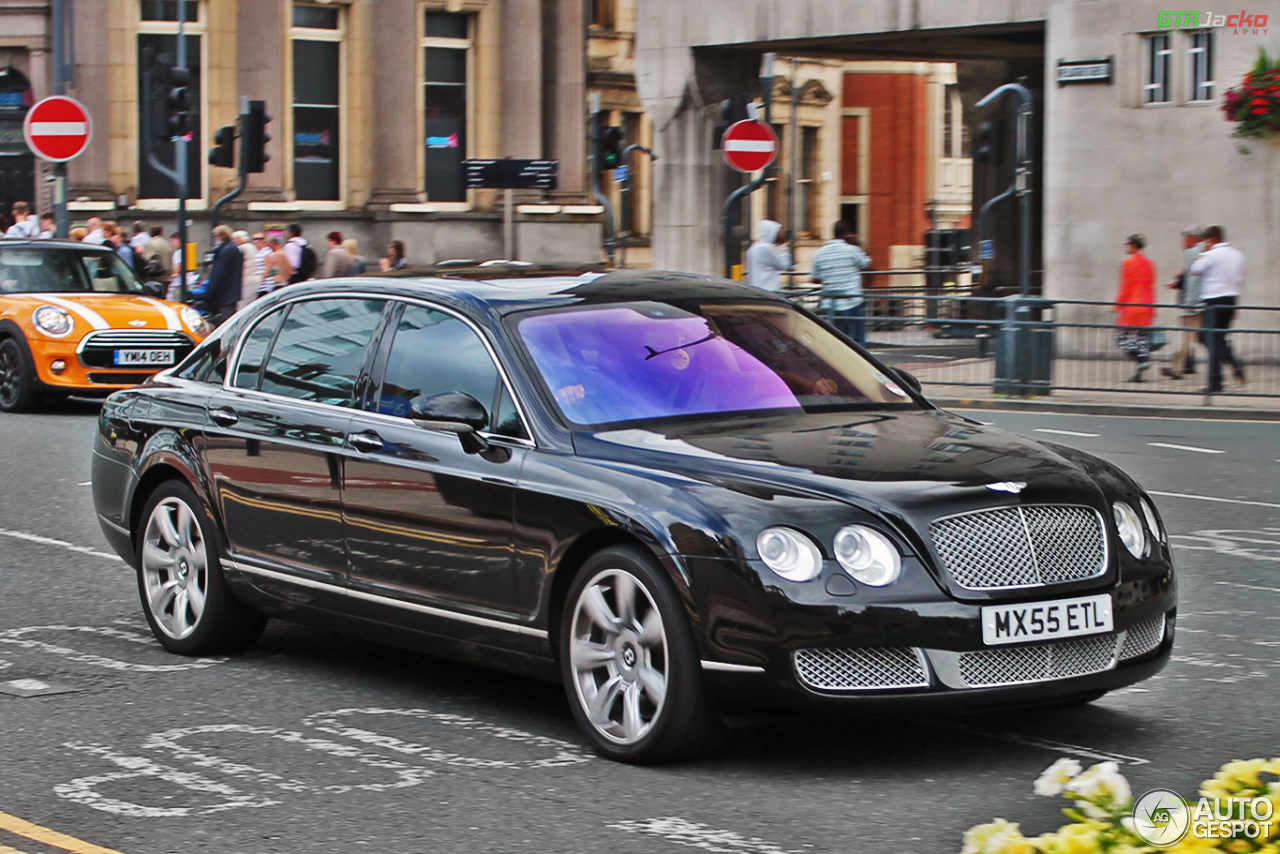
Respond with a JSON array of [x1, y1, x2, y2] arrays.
[[1, 401, 1277, 854]]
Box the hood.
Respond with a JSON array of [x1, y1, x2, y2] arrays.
[[755, 219, 781, 244], [3, 292, 189, 335]]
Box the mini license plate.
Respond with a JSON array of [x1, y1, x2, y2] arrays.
[[981, 593, 1113, 646], [113, 349, 175, 366]]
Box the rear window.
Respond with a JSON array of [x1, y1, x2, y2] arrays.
[[0, 248, 143, 294]]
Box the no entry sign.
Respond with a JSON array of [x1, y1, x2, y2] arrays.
[[23, 96, 93, 163], [721, 120, 778, 172]]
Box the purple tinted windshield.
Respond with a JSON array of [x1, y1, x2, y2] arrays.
[[516, 301, 907, 427]]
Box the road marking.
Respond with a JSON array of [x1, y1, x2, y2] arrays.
[[0, 844, 35, 854], [0, 809, 130, 854], [1033, 428, 1100, 437], [948, 725, 1149, 766], [1150, 491, 1280, 510], [1148, 442, 1224, 454], [0, 530, 119, 561], [1215, 581, 1280, 594], [609, 818, 803, 854], [0, 626, 226, 672], [1170, 529, 1280, 563]]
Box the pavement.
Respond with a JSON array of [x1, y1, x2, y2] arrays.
[[1, 402, 1279, 854]]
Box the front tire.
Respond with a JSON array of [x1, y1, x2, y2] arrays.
[[559, 546, 723, 763], [0, 337, 38, 413], [136, 480, 266, 655]]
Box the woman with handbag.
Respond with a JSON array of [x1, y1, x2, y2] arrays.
[[1114, 234, 1157, 382]]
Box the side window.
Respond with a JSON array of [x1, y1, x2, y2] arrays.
[[377, 305, 500, 423], [232, 308, 286, 389], [260, 298, 384, 407], [491, 384, 529, 440]]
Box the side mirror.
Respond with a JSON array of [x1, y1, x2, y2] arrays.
[[142, 280, 167, 298], [891, 368, 922, 395], [408, 392, 490, 454]]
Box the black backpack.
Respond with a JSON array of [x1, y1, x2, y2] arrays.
[[291, 243, 318, 283]]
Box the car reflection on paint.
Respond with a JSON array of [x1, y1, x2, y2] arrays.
[[90, 270, 1175, 763]]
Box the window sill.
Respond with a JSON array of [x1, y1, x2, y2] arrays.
[[248, 201, 346, 212], [67, 201, 117, 211], [135, 199, 209, 211], [388, 202, 472, 213]]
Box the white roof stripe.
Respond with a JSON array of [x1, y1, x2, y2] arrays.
[[723, 139, 776, 153], [137, 296, 182, 331], [37, 295, 109, 330], [29, 122, 88, 136]]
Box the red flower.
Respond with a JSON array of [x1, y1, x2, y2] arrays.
[[1252, 107, 1268, 114], [1252, 97, 1269, 105]]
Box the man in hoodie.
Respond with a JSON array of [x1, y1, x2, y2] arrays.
[[746, 219, 791, 292]]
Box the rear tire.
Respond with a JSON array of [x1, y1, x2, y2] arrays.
[[136, 480, 266, 655], [559, 545, 724, 763], [0, 337, 38, 413]]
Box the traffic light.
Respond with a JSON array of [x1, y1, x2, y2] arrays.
[[163, 64, 194, 138], [595, 124, 623, 172], [242, 99, 271, 173], [208, 125, 236, 168], [974, 119, 1003, 164]]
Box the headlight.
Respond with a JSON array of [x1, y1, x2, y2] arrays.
[[756, 527, 823, 582], [1113, 501, 1147, 558], [1139, 497, 1165, 545], [834, 525, 902, 586], [33, 305, 73, 337], [180, 306, 211, 336]]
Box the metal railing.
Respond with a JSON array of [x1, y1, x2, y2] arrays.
[[783, 281, 1280, 403]]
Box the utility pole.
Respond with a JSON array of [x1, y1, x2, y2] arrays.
[[49, 0, 74, 238], [175, 4, 190, 301], [787, 56, 799, 270]]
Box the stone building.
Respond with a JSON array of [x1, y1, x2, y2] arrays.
[[2, 0, 606, 265]]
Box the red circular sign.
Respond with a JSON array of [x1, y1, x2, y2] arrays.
[[23, 96, 93, 163], [721, 120, 778, 172]]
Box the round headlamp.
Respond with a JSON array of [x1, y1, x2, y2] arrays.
[[756, 527, 823, 582], [180, 305, 212, 336], [33, 305, 73, 337], [834, 525, 902, 586], [1139, 497, 1165, 545], [1113, 501, 1147, 558]]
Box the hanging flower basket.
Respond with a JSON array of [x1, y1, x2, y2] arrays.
[[1223, 49, 1280, 140]]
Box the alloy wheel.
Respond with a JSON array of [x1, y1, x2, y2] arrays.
[[140, 496, 209, 640], [568, 568, 669, 745], [0, 344, 20, 409]]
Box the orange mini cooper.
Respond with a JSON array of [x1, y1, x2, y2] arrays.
[[0, 238, 210, 412]]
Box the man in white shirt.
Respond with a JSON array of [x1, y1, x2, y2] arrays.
[[83, 216, 105, 244], [4, 201, 40, 238], [1187, 224, 1245, 393]]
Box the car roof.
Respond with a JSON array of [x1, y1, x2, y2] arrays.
[[0, 238, 115, 254]]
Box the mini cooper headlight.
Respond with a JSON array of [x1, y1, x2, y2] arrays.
[[1113, 501, 1147, 558], [834, 525, 902, 586], [1139, 497, 1165, 545], [33, 305, 73, 337], [756, 527, 823, 582], [180, 306, 212, 336]]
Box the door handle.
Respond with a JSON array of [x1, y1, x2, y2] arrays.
[[348, 431, 384, 453], [209, 407, 239, 427]]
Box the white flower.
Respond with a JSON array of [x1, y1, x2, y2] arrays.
[[1064, 761, 1133, 818], [1034, 757, 1083, 797]]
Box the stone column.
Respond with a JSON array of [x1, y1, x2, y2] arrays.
[[545, 0, 585, 198], [66, 0, 111, 199], [501, 0, 541, 158], [368, 0, 418, 205], [238, 0, 287, 200]]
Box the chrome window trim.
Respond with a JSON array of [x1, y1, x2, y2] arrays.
[[224, 291, 538, 448], [226, 558, 548, 639]]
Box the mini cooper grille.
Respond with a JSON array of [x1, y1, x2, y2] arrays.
[[956, 634, 1119, 688], [793, 647, 930, 691], [78, 330, 194, 369], [930, 505, 1107, 590], [1119, 615, 1166, 661]]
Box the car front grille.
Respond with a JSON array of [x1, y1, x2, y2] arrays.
[[793, 647, 930, 692], [77, 330, 194, 369], [1119, 615, 1166, 661], [930, 505, 1107, 590], [955, 634, 1119, 688]]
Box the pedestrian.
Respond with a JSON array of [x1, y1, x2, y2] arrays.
[[129, 220, 150, 255], [104, 221, 138, 271], [379, 239, 407, 271], [1161, 227, 1205, 380], [321, 230, 353, 278], [205, 225, 243, 327], [810, 219, 872, 345], [262, 235, 292, 294], [68, 226, 87, 242], [252, 232, 271, 283], [284, 223, 317, 283], [83, 216, 105, 244], [37, 213, 56, 239], [1114, 234, 1156, 382], [342, 237, 367, 274], [1188, 224, 1246, 393], [234, 230, 263, 307], [4, 201, 40, 238], [168, 234, 184, 300], [745, 219, 792, 292]]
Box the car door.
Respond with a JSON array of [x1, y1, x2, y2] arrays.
[[341, 301, 533, 628], [203, 297, 387, 593]]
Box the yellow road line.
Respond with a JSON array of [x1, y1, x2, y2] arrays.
[[0, 844, 36, 854], [0, 812, 128, 854]]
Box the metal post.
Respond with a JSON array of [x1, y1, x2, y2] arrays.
[[175, 5, 190, 301], [211, 98, 249, 231], [974, 79, 1035, 297], [787, 56, 799, 270], [618, 143, 656, 269], [589, 93, 616, 266], [503, 187, 514, 260], [721, 52, 775, 279], [50, 0, 72, 238]]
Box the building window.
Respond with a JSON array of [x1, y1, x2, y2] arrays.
[[1190, 32, 1214, 101], [137, 0, 204, 200], [422, 11, 471, 202], [588, 0, 615, 30], [291, 3, 343, 201], [1144, 33, 1172, 104], [796, 126, 818, 239]]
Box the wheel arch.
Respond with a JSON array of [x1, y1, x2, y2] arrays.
[[128, 451, 212, 551]]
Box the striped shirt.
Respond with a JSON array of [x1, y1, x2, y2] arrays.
[[810, 239, 871, 304]]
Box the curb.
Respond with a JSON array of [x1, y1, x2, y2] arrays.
[[932, 396, 1280, 422]]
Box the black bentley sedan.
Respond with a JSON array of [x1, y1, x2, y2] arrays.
[[91, 271, 1175, 763]]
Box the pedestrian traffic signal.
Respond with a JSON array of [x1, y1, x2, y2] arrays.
[[974, 119, 1003, 164], [596, 125, 623, 172], [163, 64, 193, 138], [209, 125, 236, 168], [242, 99, 271, 173]]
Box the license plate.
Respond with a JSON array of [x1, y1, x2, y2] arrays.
[[113, 349, 175, 366], [981, 594, 1113, 646]]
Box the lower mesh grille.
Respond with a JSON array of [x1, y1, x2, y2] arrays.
[[793, 647, 930, 691], [1119, 615, 1166, 661], [956, 634, 1119, 688]]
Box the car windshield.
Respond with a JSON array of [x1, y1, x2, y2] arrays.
[[0, 247, 144, 295], [515, 300, 917, 428]]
